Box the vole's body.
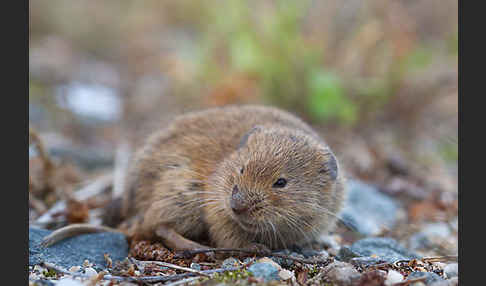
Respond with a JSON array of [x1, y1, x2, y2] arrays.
[[43, 105, 345, 251], [119, 105, 345, 250]]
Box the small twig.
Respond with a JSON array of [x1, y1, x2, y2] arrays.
[[41, 261, 242, 283], [40, 224, 120, 247], [33, 173, 113, 227], [74, 173, 114, 201], [129, 258, 211, 277], [421, 255, 458, 263], [34, 200, 67, 227], [367, 255, 458, 269], [29, 126, 55, 179], [175, 248, 329, 264]]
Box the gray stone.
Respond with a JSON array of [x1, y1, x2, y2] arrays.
[[340, 180, 400, 236], [31, 280, 56, 286], [84, 267, 97, 276], [315, 250, 329, 260], [299, 248, 320, 258], [321, 261, 361, 285], [48, 146, 114, 170], [29, 227, 128, 271], [443, 263, 458, 278], [221, 257, 240, 269], [190, 263, 201, 270], [270, 251, 303, 268], [408, 271, 444, 285], [248, 262, 280, 282], [336, 246, 361, 262], [385, 270, 404, 285], [349, 256, 385, 267], [409, 223, 452, 251], [338, 237, 420, 264], [429, 281, 455, 286], [55, 278, 84, 286]]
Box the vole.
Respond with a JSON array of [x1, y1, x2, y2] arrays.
[[41, 105, 346, 252]]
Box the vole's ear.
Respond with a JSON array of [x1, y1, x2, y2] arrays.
[[319, 151, 338, 180], [238, 125, 263, 149]]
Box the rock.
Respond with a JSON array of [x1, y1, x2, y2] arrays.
[[385, 270, 404, 285], [338, 237, 420, 264], [449, 217, 458, 233], [355, 270, 387, 285], [339, 180, 400, 236], [408, 222, 452, 251], [68, 266, 81, 273], [314, 250, 329, 260], [221, 257, 240, 269], [29, 227, 128, 271], [299, 248, 320, 258], [429, 281, 456, 286], [270, 250, 303, 268], [29, 103, 48, 128], [408, 271, 444, 285], [48, 146, 114, 170], [278, 269, 294, 280], [445, 277, 458, 286], [31, 280, 56, 286], [242, 257, 255, 264], [55, 278, 84, 286], [190, 263, 201, 270], [443, 263, 458, 278], [56, 82, 122, 123], [257, 257, 282, 270], [350, 257, 386, 267], [84, 267, 97, 276], [336, 246, 360, 262], [321, 261, 361, 285], [248, 262, 281, 282]]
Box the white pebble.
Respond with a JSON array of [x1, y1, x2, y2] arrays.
[[317, 250, 329, 260], [29, 272, 39, 280], [278, 269, 294, 280], [68, 266, 81, 272], [444, 263, 458, 278], [84, 267, 97, 277], [33, 265, 45, 273], [82, 260, 92, 267], [257, 257, 282, 270], [56, 278, 84, 286], [385, 270, 404, 285]]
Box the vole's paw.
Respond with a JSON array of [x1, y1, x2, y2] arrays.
[[243, 242, 272, 256]]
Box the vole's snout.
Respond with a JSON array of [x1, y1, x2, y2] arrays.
[[231, 185, 249, 215]]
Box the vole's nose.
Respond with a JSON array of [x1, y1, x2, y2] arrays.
[[231, 186, 249, 215]]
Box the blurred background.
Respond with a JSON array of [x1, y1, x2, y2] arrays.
[[29, 0, 458, 257]]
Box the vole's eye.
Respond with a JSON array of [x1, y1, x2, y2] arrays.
[[273, 178, 287, 188], [240, 167, 244, 174]]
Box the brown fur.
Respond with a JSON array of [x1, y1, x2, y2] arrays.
[[120, 105, 346, 250]]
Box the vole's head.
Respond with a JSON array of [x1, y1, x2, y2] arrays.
[[209, 126, 344, 248]]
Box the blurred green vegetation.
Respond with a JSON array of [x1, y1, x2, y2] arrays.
[[187, 0, 457, 127], [196, 0, 360, 124], [29, 0, 458, 170]]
